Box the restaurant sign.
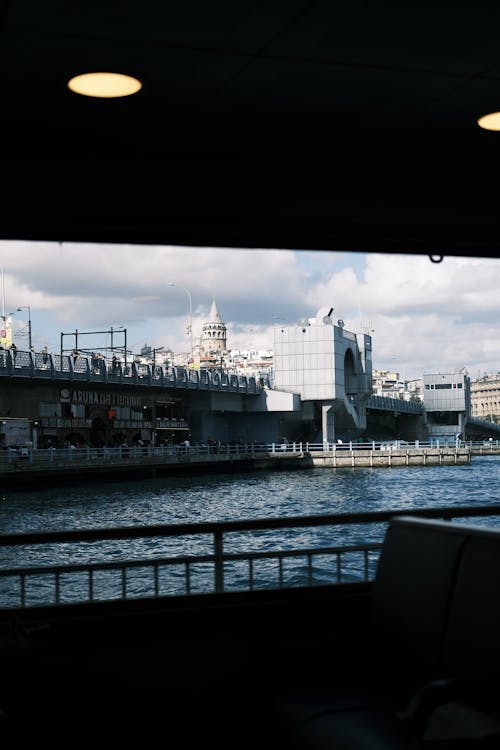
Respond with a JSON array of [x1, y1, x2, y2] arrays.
[[68, 390, 144, 407]]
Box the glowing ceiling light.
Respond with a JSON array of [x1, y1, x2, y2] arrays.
[[477, 111, 500, 131], [67, 72, 142, 98]]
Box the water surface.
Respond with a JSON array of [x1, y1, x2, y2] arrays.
[[1, 458, 499, 604]]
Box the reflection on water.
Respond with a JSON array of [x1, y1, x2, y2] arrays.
[[1, 458, 499, 606]]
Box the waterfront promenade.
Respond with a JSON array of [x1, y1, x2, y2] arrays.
[[0, 439, 484, 486]]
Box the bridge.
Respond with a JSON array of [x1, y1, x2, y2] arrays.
[[466, 417, 500, 438], [0, 348, 264, 395], [1, 349, 497, 449], [0, 349, 430, 413], [366, 394, 423, 415]]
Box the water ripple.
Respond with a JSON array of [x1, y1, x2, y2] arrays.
[[1, 458, 499, 604]]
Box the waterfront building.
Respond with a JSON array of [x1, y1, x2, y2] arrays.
[[470, 374, 500, 422], [0, 376, 187, 450], [0, 351, 269, 449], [422, 371, 471, 439]]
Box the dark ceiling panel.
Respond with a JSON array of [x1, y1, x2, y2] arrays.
[[265, 0, 500, 76], [2, 1, 309, 53], [0, 1, 499, 255]]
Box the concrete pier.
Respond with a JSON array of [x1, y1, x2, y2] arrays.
[[311, 447, 471, 468], [0, 444, 473, 489], [469, 443, 500, 456]]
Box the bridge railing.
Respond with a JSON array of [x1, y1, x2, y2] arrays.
[[0, 349, 266, 394], [367, 394, 424, 414], [2, 504, 500, 610]]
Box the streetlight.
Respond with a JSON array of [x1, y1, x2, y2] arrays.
[[16, 306, 32, 350], [152, 346, 164, 368], [168, 283, 193, 358]]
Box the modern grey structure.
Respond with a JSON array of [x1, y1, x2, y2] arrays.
[[272, 310, 373, 444], [423, 372, 471, 439]]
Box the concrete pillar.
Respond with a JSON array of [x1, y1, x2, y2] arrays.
[[322, 403, 335, 448], [458, 412, 466, 436]]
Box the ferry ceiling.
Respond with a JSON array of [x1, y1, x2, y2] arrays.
[[1, 1, 500, 258]]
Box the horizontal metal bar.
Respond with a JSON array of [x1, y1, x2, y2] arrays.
[[2, 504, 499, 547], [0, 543, 386, 579]]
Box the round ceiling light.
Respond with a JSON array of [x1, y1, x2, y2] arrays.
[[67, 72, 142, 98], [477, 111, 500, 131]]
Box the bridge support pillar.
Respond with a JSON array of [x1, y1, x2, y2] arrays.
[[322, 403, 335, 448]]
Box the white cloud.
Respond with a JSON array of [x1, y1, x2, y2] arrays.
[[1, 243, 499, 380], [308, 254, 500, 378]]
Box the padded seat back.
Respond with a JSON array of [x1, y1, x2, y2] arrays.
[[371, 517, 466, 683], [443, 528, 500, 679]]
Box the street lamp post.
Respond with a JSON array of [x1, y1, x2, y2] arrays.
[[152, 346, 164, 368], [17, 306, 32, 350], [168, 283, 193, 359]]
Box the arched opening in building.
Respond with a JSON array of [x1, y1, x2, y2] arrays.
[[344, 349, 357, 396]]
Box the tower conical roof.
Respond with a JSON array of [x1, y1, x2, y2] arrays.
[[208, 297, 223, 324]]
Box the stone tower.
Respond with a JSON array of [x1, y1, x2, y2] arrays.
[[200, 297, 227, 354]]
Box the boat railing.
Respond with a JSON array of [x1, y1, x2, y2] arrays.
[[1, 504, 500, 610]]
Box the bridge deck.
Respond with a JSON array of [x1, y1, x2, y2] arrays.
[[0, 349, 264, 394]]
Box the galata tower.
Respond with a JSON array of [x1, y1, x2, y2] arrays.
[[200, 297, 227, 354]]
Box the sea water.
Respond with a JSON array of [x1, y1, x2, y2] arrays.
[[1, 457, 499, 605]]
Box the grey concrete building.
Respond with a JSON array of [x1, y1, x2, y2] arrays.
[[272, 310, 373, 443], [423, 371, 471, 439]]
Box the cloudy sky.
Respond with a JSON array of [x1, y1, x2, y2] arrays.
[[0, 240, 498, 382]]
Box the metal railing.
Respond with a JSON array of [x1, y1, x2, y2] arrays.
[[2, 504, 500, 610], [0, 443, 273, 472], [367, 394, 424, 415], [0, 348, 266, 394], [275, 439, 498, 451], [1, 440, 497, 474]]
